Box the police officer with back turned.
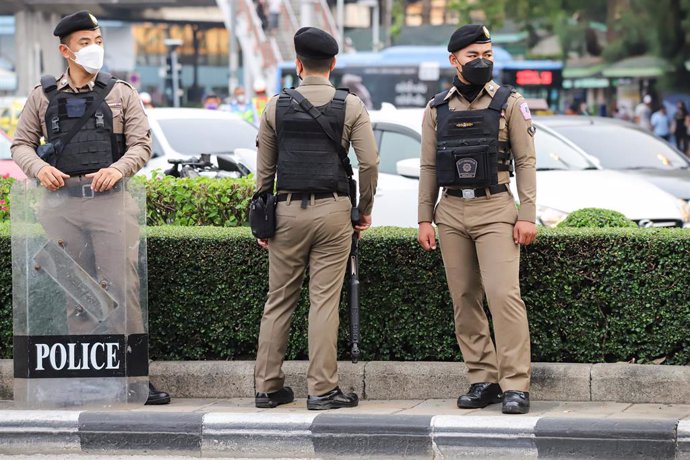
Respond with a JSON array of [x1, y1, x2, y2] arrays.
[[11, 11, 170, 405], [254, 27, 378, 410], [417, 24, 537, 414]]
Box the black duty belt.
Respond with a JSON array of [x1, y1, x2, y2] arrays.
[[277, 192, 348, 202], [60, 182, 123, 199], [445, 184, 508, 200], [277, 192, 349, 208]]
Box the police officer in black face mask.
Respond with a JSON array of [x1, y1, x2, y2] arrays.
[[418, 24, 537, 414]]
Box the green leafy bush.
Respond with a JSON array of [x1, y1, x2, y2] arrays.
[[141, 175, 254, 227], [558, 208, 638, 228], [0, 177, 13, 222], [1, 176, 255, 227], [1, 225, 689, 365]]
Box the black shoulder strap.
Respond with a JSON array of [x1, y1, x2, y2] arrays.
[[488, 85, 514, 112], [54, 73, 117, 153], [95, 71, 115, 89], [282, 88, 354, 177], [40, 75, 58, 103], [429, 90, 450, 109], [333, 88, 350, 103]]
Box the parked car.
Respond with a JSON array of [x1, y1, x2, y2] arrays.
[[0, 128, 26, 179], [142, 108, 423, 228], [537, 116, 690, 203], [0, 97, 27, 138], [140, 108, 259, 177], [368, 107, 690, 228]]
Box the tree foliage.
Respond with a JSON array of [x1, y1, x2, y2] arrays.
[[447, 0, 690, 89]]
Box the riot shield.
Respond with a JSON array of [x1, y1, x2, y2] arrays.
[[11, 178, 149, 408]]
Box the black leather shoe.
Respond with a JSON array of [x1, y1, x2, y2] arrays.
[[146, 382, 171, 405], [307, 387, 359, 410], [255, 386, 294, 408], [502, 390, 530, 414], [457, 382, 503, 409]]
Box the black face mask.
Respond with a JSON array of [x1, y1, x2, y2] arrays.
[[461, 58, 494, 86]]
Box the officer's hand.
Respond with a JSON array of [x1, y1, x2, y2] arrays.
[[37, 166, 69, 191], [514, 220, 537, 245], [86, 167, 124, 192], [354, 214, 372, 237], [418, 222, 437, 251], [257, 239, 269, 249]]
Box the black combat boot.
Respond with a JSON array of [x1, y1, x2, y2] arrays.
[[146, 382, 171, 405], [457, 382, 502, 409], [307, 387, 359, 410], [255, 386, 295, 408], [502, 391, 530, 414]]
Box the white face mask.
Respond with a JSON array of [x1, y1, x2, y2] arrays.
[[68, 44, 104, 74]]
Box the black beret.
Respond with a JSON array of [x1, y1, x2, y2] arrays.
[[53, 11, 99, 39], [294, 27, 339, 59], [447, 24, 491, 53]]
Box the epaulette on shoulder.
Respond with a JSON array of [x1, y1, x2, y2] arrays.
[[115, 79, 135, 90]]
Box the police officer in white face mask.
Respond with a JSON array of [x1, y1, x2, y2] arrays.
[[11, 11, 169, 405]]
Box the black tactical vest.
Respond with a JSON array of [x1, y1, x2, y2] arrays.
[[41, 72, 125, 176], [275, 88, 350, 194], [431, 85, 514, 188]]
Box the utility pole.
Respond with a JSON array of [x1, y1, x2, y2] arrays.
[[301, 0, 316, 26], [164, 38, 183, 107], [359, 0, 380, 51], [337, 0, 345, 46], [384, 0, 393, 48], [227, 0, 239, 95]]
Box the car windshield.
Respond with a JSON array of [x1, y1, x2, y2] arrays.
[[157, 118, 258, 155], [554, 125, 689, 169], [534, 129, 595, 170], [0, 135, 10, 160]]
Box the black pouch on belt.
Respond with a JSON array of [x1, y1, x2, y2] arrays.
[[249, 192, 277, 239]]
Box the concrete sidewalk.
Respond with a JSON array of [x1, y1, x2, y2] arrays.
[[2, 359, 690, 458], [3, 360, 690, 403], [0, 398, 689, 458]]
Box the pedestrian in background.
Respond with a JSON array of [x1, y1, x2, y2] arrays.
[[139, 91, 154, 109], [203, 93, 221, 110], [256, 0, 268, 31], [673, 101, 689, 154], [268, 0, 281, 33], [252, 80, 269, 117], [613, 102, 631, 122], [229, 86, 257, 124], [634, 95, 653, 131], [651, 105, 671, 141]]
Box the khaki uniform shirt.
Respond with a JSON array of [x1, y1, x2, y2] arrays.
[[255, 75, 379, 215], [11, 70, 152, 178], [418, 80, 537, 223]]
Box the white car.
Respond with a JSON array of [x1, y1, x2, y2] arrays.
[[140, 108, 258, 177], [142, 108, 424, 227], [368, 107, 690, 228]]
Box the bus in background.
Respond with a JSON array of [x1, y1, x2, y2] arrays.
[[275, 46, 562, 111]]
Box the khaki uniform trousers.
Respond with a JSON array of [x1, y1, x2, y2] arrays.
[[255, 194, 352, 396], [37, 177, 145, 335], [434, 190, 531, 392]]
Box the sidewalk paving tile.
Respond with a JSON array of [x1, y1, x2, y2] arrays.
[[617, 403, 690, 419]]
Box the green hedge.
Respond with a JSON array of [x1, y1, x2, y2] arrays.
[[558, 208, 638, 228], [0, 176, 255, 227], [1, 224, 689, 365]]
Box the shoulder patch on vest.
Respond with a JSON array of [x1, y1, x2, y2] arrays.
[[519, 102, 532, 120]]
